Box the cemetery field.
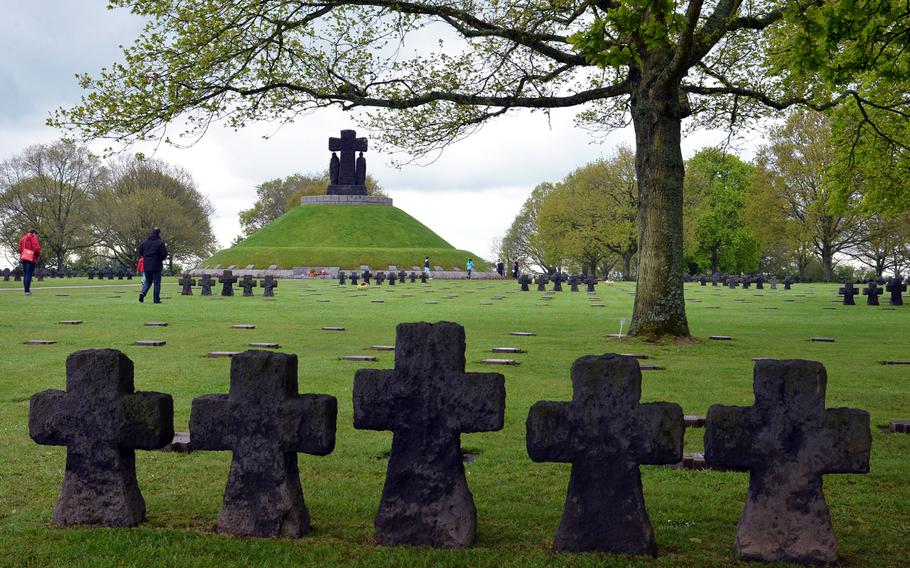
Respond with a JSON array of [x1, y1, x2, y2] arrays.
[[0, 277, 908, 567]]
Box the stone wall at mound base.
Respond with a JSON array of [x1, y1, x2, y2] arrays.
[[299, 195, 393, 206], [191, 267, 503, 280]]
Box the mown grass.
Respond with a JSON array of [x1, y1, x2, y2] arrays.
[[0, 278, 907, 567], [204, 205, 486, 269]]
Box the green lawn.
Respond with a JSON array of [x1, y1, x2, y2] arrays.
[[0, 278, 907, 567]]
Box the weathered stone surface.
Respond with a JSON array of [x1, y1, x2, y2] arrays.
[[886, 276, 906, 306], [219, 270, 238, 296], [178, 274, 196, 295], [526, 354, 683, 555], [863, 281, 883, 305], [29, 349, 174, 526], [839, 282, 859, 305], [190, 350, 337, 537], [704, 359, 871, 565], [239, 275, 257, 297], [353, 322, 505, 547], [261, 275, 278, 297], [199, 274, 214, 296]]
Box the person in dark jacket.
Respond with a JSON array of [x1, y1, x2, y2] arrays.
[[138, 227, 168, 303], [18, 229, 41, 295]]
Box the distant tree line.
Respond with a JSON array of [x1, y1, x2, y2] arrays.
[[501, 110, 910, 282], [0, 140, 217, 271]]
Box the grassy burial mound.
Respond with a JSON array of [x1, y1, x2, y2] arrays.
[[204, 204, 484, 270]]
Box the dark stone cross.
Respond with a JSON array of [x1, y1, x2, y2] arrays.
[[350, 272, 359, 285], [13, 266, 22, 281], [569, 275, 580, 292], [742, 277, 752, 290], [178, 273, 196, 295], [754, 275, 764, 289], [327, 129, 368, 196], [784, 276, 793, 290], [863, 281, 883, 305], [375, 271, 385, 286], [338, 271, 347, 285], [839, 281, 859, 305], [704, 359, 871, 564], [190, 351, 337, 537], [362, 269, 371, 285], [699, 275, 707, 286], [29, 349, 174, 526], [527, 354, 683, 555], [550, 272, 565, 292], [518, 274, 531, 291], [409, 272, 417, 283], [886, 275, 906, 305], [398, 270, 407, 283], [239, 275, 257, 297], [388, 272, 397, 285], [200, 274, 214, 296], [536, 274, 548, 292], [419, 271, 428, 283], [261, 275, 278, 297], [712, 274, 719, 286], [219, 270, 238, 296], [585, 276, 597, 292], [353, 322, 506, 547]]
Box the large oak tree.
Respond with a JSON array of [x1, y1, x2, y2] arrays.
[[54, 0, 910, 336]]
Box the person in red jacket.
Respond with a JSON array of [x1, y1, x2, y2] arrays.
[[18, 229, 41, 295], [137, 257, 145, 286]]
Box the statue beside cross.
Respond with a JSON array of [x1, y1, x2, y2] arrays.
[[327, 129, 368, 195]]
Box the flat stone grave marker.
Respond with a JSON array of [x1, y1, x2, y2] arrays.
[[321, 326, 345, 331], [144, 322, 168, 327], [491, 347, 525, 354], [709, 335, 733, 341], [231, 324, 256, 329], [510, 331, 535, 336], [353, 322, 505, 547], [156, 431, 193, 453], [28, 349, 174, 526], [526, 354, 683, 554], [25, 340, 56, 345], [684, 415, 706, 427], [810, 337, 835, 342], [639, 364, 664, 371], [481, 358, 519, 366], [705, 359, 871, 564], [705, 306, 720, 309], [621, 354, 649, 359], [135, 340, 166, 347], [59, 320, 83, 325], [55, 294, 69, 297], [249, 342, 280, 349], [888, 420, 910, 433], [208, 352, 240, 358], [342, 355, 377, 362], [189, 350, 336, 537], [370, 300, 385, 303], [591, 304, 606, 308], [425, 301, 439, 304], [883, 360, 910, 365], [368, 345, 395, 351]]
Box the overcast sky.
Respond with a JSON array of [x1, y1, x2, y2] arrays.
[[0, 1, 760, 263]]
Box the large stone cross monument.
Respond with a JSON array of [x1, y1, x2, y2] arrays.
[[327, 129, 368, 195]]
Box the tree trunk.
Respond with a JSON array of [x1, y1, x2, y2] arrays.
[[622, 251, 633, 281], [711, 248, 719, 275], [629, 89, 690, 337], [821, 246, 834, 282]]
